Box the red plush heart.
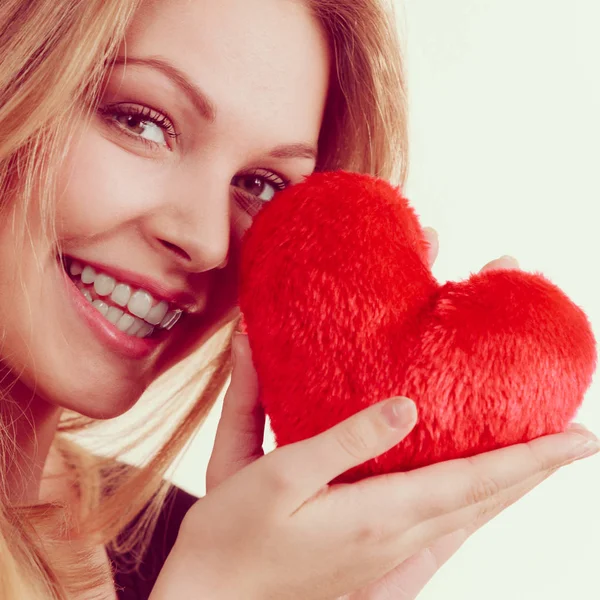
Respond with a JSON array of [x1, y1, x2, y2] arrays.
[[238, 171, 597, 483]]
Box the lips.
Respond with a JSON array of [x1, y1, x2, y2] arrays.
[[58, 254, 189, 359], [65, 257, 183, 338]]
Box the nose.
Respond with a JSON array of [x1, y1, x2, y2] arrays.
[[142, 177, 232, 273], [156, 233, 229, 270]]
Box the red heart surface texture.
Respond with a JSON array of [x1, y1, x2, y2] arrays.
[[238, 171, 597, 483]]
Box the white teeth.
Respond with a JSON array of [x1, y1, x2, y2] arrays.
[[94, 274, 116, 297], [92, 300, 109, 316], [159, 310, 182, 330], [146, 301, 169, 325], [106, 306, 124, 325], [128, 290, 153, 319], [83, 292, 153, 338], [81, 266, 97, 285], [111, 283, 131, 307], [70, 261, 83, 276], [136, 322, 154, 338], [116, 313, 135, 332], [69, 259, 185, 337], [126, 318, 144, 336]]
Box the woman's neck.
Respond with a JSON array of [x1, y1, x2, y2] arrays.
[[2, 376, 63, 504]]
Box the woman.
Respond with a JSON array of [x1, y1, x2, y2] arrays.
[[0, 0, 597, 598]]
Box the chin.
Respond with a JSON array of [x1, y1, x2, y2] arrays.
[[55, 386, 146, 421], [6, 347, 149, 420]]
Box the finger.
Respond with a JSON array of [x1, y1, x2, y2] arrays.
[[403, 466, 560, 559], [206, 333, 265, 491], [337, 528, 468, 600], [371, 529, 470, 600], [393, 470, 555, 598], [256, 397, 418, 508], [394, 530, 469, 598], [404, 470, 556, 568], [341, 426, 599, 539], [480, 255, 520, 272], [465, 467, 558, 535], [422, 227, 439, 268], [361, 469, 556, 600], [350, 441, 589, 573], [402, 427, 599, 525]]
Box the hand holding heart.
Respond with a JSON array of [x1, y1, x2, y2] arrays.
[[152, 174, 598, 600], [179, 214, 599, 600]]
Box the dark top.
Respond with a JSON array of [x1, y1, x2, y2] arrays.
[[110, 485, 198, 600]]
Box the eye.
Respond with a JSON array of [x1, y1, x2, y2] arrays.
[[100, 103, 179, 149], [231, 169, 289, 202], [116, 113, 166, 145]]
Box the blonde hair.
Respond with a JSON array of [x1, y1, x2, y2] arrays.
[[0, 0, 409, 597]]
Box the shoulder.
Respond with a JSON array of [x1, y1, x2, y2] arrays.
[[110, 484, 199, 600]]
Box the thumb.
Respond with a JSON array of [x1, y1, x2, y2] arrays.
[[263, 396, 418, 506], [206, 333, 265, 492]]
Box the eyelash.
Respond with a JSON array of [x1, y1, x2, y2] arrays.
[[232, 169, 290, 213], [236, 169, 289, 191], [99, 102, 180, 147]]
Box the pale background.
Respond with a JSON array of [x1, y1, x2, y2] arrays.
[[110, 1, 600, 598]]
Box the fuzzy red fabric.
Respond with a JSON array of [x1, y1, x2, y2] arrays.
[[238, 171, 597, 483]]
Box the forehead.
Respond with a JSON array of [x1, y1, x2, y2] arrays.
[[123, 0, 330, 143]]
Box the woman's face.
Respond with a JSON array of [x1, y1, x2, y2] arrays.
[[0, 0, 329, 418]]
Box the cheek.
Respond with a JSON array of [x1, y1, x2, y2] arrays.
[[56, 128, 170, 239]]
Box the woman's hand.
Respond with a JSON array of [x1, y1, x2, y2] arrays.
[[153, 392, 597, 600], [151, 228, 599, 600]]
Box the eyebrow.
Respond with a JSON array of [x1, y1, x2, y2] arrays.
[[112, 55, 318, 162], [113, 55, 217, 122], [269, 143, 317, 161]]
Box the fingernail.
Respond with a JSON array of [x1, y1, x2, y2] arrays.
[[235, 315, 248, 335], [566, 423, 598, 440], [563, 437, 600, 465], [232, 333, 247, 362], [500, 255, 519, 267], [382, 397, 417, 429], [573, 439, 600, 460]]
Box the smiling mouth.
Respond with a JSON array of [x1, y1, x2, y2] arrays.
[[61, 256, 183, 339]]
